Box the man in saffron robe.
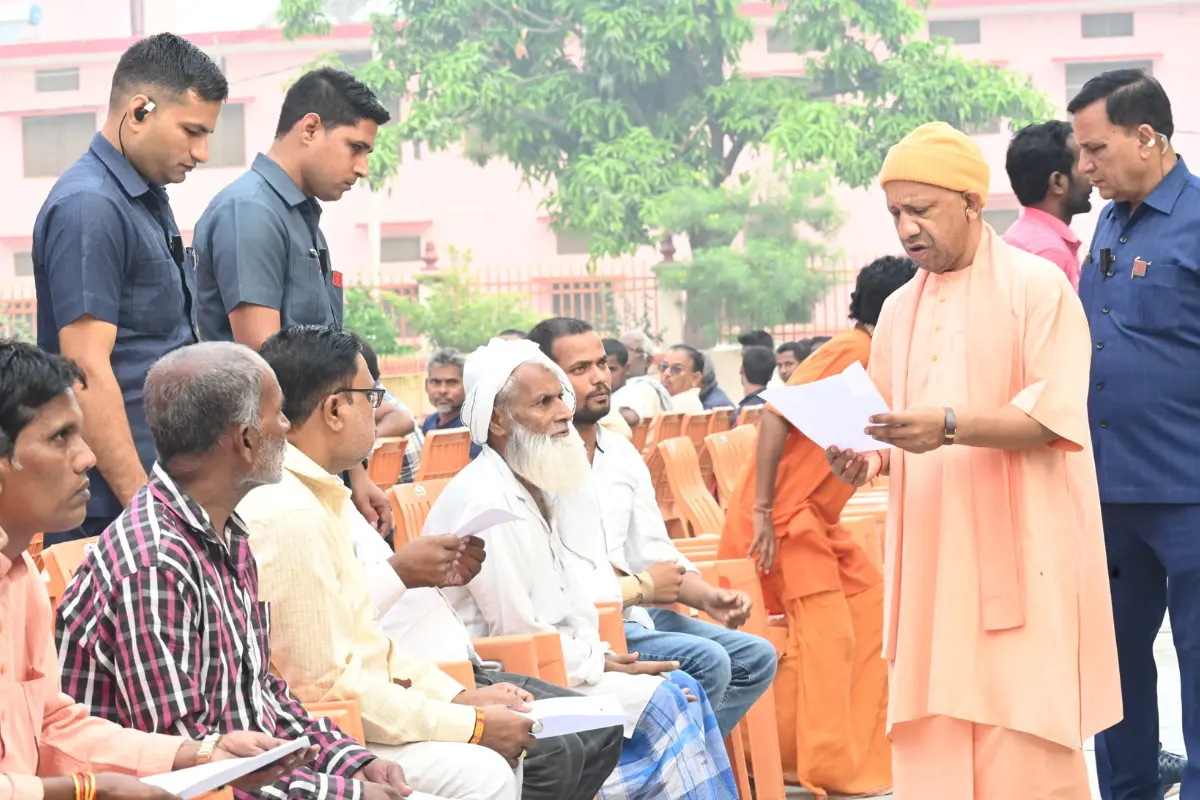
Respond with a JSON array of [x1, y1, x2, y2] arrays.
[[718, 255, 917, 796], [828, 121, 1122, 798]]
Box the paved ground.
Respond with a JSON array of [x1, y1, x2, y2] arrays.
[[786, 619, 1183, 799]]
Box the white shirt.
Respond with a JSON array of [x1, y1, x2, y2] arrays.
[[611, 376, 672, 422], [669, 387, 704, 414], [591, 426, 698, 630], [428, 447, 660, 735], [347, 516, 480, 665]]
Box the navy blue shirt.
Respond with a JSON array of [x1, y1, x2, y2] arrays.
[[33, 133, 199, 519], [420, 412, 482, 459], [194, 154, 343, 341], [1080, 157, 1200, 504], [700, 381, 734, 411]]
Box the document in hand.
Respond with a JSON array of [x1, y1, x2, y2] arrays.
[[760, 361, 891, 452], [520, 696, 625, 739], [140, 737, 310, 799], [454, 508, 522, 538]]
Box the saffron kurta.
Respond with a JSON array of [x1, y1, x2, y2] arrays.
[[719, 328, 890, 796], [870, 226, 1121, 793]]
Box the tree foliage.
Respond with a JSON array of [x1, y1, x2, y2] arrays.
[[656, 169, 842, 343], [278, 0, 1052, 255], [396, 248, 540, 351], [343, 286, 416, 355]]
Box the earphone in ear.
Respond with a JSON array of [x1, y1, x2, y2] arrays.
[[133, 100, 156, 122]]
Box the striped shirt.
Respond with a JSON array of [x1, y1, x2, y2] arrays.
[[56, 464, 376, 799]]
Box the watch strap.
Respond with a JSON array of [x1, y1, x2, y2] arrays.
[[196, 732, 223, 765], [943, 407, 957, 446]]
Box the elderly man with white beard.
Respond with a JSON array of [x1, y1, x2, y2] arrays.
[[428, 337, 738, 800]]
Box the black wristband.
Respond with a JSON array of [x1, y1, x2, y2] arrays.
[[943, 407, 957, 446]]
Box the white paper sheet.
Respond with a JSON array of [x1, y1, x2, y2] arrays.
[[760, 361, 891, 452], [454, 508, 522, 538], [519, 696, 625, 739], [141, 737, 310, 799]]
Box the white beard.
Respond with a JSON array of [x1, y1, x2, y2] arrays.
[[505, 420, 591, 494]]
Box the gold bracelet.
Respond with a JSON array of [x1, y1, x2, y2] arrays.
[[71, 774, 81, 800], [85, 772, 97, 800], [468, 707, 485, 745]]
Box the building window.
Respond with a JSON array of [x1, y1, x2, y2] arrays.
[[22, 112, 96, 178], [205, 102, 246, 169], [13, 251, 34, 277], [766, 25, 794, 54], [1081, 12, 1134, 38], [380, 235, 423, 263], [35, 67, 80, 93], [555, 231, 591, 256], [928, 19, 981, 45], [982, 208, 1019, 233], [1066, 60, 1152, 104]]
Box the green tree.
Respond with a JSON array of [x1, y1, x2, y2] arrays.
[[656, 168, 842, 344], [343, 285, 415, 355], [278, 0, 1051, 256], [397, 247, 540, 351]]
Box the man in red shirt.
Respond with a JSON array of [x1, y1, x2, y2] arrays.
[[1002, 120, 1092, 292]]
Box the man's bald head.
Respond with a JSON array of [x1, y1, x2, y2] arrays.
[[144, 343, 277, 469]]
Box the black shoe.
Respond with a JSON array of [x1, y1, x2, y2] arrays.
[[1160, 747, 1185, 797]]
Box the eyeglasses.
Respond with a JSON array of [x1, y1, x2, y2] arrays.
[[657, 362, 689, 376], [334, 388, 386, 409]]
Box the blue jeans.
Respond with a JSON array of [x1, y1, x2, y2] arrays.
[[1095, 503, 1200, 800], [624, 607, 778, 737]]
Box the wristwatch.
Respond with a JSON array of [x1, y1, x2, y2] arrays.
[[943, 407, 957, 446], [196, 732, 223, 765]]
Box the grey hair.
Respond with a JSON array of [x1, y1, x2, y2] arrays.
[[428, 348, 465, 373], [145, 342, 268, 464]]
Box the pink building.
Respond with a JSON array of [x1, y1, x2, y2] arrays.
[[0, 0, 1197, 291]]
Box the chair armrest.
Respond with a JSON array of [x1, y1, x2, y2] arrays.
[[436, 660, 478, 690], [530, 631, 568, 687], [594, 602, 627, 655], [304, 699, 366, 745]]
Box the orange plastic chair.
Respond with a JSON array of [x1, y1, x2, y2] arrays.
[[682, 411, 712, 449], [414, 429, 472, 481], [647, 442, 687, 539], [388, 479, 451, 546], [595, 601, 628, 654], [705, 425, 757, 509], [630, 418, 651, 454], [658, 438, 725, 537], [366, 437, 407, 489], [42, 536, 100, 613], [693, 559, 785, 800], [436, 660, 478, 689], [196, 790, 234, 800], [27, 532, 44, 571], [737, 405, 764, 428], [648, 411, 685, 454], [305, 699, 366, 744], [673, 535, 721, 560], [707, 407, 734, 436]]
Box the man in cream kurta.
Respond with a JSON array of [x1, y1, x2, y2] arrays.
[[827, 122, 1121, 798]]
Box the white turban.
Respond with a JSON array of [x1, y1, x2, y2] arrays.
[[461, 338, 576, 446]]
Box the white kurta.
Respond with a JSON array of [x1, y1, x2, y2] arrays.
[[428, 447, 660, 736]]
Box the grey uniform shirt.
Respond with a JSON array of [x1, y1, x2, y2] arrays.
[[194, 153, 343, 341]]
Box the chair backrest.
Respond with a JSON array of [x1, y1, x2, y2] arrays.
[[630, 418, 651, 454], [415, 429, 472, 481], [654, 411, 685, 444], [705, 425, 758, 509], [707, 407, 734, 435], [43, 536, 100, 611], [658, 437, 726, 536], [367, 437, 408, 489], [682, 411, 711, 449], [388, 479, 451, 545], [736, 405, 764, 427]]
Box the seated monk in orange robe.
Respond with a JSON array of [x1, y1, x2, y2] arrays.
[[718, 255, 917, 797]]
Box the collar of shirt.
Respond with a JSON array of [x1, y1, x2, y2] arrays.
[[150, 462, 250, 552], [251, 152, 321, 216], [1018, 207, 1081, 250], [88, 131, 155, 199], [281, 442, 353, 511], [1113, 155, 1191, 218]]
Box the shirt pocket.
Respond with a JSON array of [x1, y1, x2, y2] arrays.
[[1129, 263, 1183, 333], [285, 254, 326, 325], [127, 257, 183, 334]]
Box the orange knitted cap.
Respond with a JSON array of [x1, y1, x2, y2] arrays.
[[879, 122, 990, 206]]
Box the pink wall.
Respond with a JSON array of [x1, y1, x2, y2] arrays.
[[1, 0, 1198, 287]]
